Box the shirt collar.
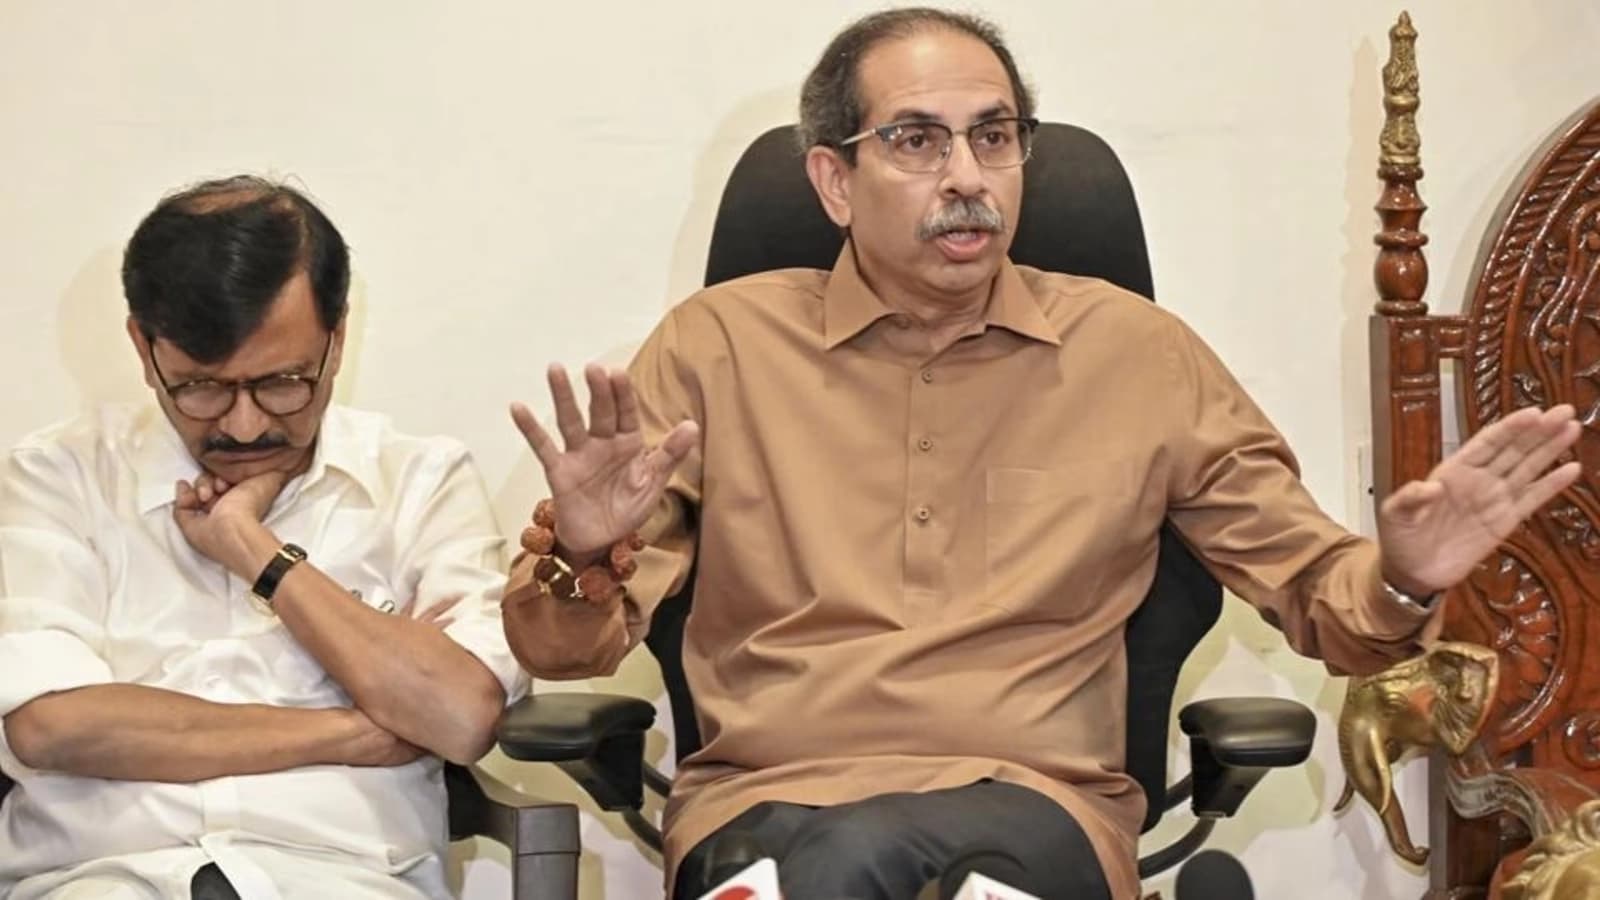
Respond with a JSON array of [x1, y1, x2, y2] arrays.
[[132, 405, 381, 515], [821, 241, 1062, 350]]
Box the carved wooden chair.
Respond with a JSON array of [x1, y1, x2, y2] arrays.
[[1365, 12, 1600, 898]]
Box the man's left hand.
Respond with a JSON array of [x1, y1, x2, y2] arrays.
[[1378, 403, 1583, 597], [173, 471, 288, 578]]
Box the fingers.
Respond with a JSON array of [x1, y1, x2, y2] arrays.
[[585, 364, 619, 439], [1484, 405, 1576, 476], [1378, 478, 1445, 525], [510, 402, 561, 470], [613, 370, 641, 436], [196, 477, 216, 506], [1504, 418, 1582, 491], [547, 365, 588, 452], [416, 593, 463, 628], [174, 479, 200, 511], [1451, 405, 1545, 468], [642, 420, 701, 482], [1457, 405, 1576, 475], [1512, 460, 1584, 521]]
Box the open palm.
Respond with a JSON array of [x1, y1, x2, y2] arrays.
[[511, 364, 698, 560], [1378, 404, 1582, 595]]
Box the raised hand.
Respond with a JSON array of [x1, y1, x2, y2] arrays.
[[1378, 404, 1583, 595], [173, 470, 288, 577], [510, 363, 698, 564]]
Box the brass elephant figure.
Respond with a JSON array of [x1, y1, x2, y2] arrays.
[[1334, 641, 1499, 865], [1501, 799, 1600, 900]]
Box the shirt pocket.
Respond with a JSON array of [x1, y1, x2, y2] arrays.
[[984, 460, 1140, 615], [318, 558, 404, 617]]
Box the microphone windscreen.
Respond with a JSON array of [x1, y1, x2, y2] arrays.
[[1174, 849, 1254, 900]]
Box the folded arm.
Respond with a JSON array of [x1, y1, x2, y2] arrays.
[[183, 448, 517, 765], [4, 684, 416, 781]]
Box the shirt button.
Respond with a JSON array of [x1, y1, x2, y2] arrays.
[[914, 505, 932, 522], [920, 369, 935, 384], [917, 437, 934, 452]]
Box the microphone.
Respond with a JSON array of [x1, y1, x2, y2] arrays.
[[1174, 849, 1254, 900], [695, 857, 781, 900], [915, 847, 1041, 900]]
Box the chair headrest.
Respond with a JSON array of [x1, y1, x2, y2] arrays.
[[703, 122, 1154, 300]]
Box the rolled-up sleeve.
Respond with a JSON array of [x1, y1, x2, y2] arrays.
[[0, 448, 114, 749], [1160, 316, 1442, 676], [395, 440, 529, 704]]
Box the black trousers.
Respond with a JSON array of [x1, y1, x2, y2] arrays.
[[189, 863, 241, 900], [675, 780, 1112, 900]]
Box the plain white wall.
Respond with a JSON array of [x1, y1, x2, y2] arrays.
[[3, 2, 1598, 897]]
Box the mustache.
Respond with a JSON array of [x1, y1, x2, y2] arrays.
[[916, 198, 1005, 240], [204, 434, 290, 454]]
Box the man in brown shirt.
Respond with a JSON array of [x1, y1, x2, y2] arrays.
[[503, 9, 1580, 899]]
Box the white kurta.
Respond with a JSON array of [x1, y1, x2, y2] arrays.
[[0, 404, 528, 899]]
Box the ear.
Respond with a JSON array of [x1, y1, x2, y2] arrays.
[[1426, 648, 1463, 684], [328, 315, 348, 378], [1427, 648, 1495, 754], [805, 145, 854, 229], [125, 317, 157, 390]]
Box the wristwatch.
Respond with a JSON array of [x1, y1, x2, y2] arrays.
[[1382, 579, 1439, 614], [249, 543, 308, 614]]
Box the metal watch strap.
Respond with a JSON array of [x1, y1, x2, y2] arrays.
[[250, 543, 307, 610], [1382, 579, 1439, 613]]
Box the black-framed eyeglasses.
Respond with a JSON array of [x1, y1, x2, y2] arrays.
[[839, 116, 1039, 174], [151, 336, 333, 420]]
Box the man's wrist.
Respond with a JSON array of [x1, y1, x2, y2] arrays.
[[320, 708, 376, 766], [554, 541, 605, 572], [1381, 577, 1440, 613], [226, 520, 285, 581]]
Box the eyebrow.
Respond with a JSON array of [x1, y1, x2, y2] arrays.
[[882, 101, 1018, 127], [167, 357, 317, 385], [971, 102, 1016, 122]]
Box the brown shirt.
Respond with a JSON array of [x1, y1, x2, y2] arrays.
[[505, 246, 1439, 899]]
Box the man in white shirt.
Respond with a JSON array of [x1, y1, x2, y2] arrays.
[[0, 176, 526, 900]]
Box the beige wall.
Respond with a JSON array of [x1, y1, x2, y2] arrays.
[[3, 1, 1598, 897]]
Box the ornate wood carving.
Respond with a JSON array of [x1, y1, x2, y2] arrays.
[[1374, 11, 1429, 318], [1366, 9, 1600, 897]]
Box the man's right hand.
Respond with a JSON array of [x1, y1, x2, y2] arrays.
[[510, 364, 698, 567]]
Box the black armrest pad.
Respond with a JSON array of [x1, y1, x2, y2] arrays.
[[1178, 697, 1315, 768], [496, 692, 656, 762]]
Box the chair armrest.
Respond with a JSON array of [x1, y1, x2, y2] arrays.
[[1177, 697, 1315, 818], [445, 761, 579, 849], [1178, 697, 1316, 768], [496, 693, 656, 762], [497, 692, 657, 812], [445, 762, 581, 900]]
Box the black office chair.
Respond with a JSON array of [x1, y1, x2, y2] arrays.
[[496, 123, 1317, 885], [0, 763, 579, 898]]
